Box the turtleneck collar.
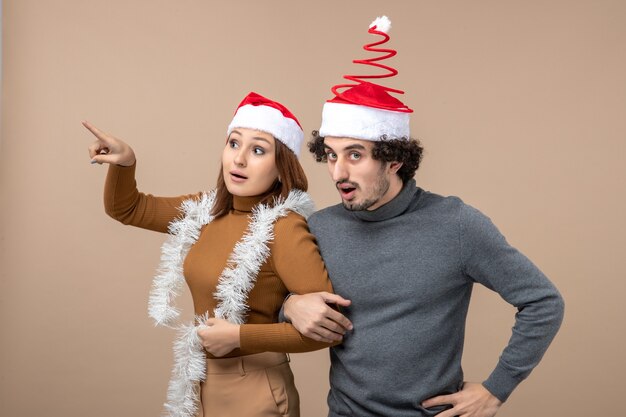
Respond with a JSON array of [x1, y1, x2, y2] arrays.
[[349, 179, 417, 222], [232, 194, 266, 213]]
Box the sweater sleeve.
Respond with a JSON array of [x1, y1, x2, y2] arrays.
[[460, 204, 565, 402], [239, 213, 339, 354], [103, 162, 201, 233]]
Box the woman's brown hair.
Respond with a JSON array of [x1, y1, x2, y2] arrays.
[[211, 138, 308, 218]]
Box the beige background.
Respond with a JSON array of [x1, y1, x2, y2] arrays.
[[1, 1, 625, 416]]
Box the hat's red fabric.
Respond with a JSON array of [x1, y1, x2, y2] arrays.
[[236, 92, 303, 129]]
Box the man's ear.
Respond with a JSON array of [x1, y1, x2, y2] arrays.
[[389, 161, 403, 175]]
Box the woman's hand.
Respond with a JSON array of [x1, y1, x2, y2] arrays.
[[197, 318, 241, 357], [83, 120, 136, 166]]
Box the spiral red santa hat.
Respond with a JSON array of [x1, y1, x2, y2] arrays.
[[319, 16, 413, 141]]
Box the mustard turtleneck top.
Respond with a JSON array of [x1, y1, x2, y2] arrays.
[[103, 163, 335, 357]]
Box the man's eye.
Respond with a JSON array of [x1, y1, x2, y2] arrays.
[[326, 152, 337, 160], [350, 152, 361, 160]]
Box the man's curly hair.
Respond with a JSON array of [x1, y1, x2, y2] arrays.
[[307, 131, 424, 183]]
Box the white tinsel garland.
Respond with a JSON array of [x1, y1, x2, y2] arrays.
[[163, 320, 208, 417], [149, 191, 217, 328], [214, 190, 315, 323], [149, 189, 315, 417]]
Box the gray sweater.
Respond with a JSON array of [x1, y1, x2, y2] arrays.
[[308, 180, 564, 417]]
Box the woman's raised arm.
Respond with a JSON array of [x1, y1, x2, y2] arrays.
[[84, 121, 200, 233]]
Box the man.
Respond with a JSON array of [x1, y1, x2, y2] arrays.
[[283, 16, 564, 417]]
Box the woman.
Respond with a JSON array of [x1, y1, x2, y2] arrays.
[[84, 92, 338, 417]]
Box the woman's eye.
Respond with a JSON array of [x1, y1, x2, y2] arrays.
[[229, 139, 239, 148], [253, 147, 265, 155]]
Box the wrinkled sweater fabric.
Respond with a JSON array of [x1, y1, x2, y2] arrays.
[[104, 163, 335, 355], [308, 179, 564, 417]]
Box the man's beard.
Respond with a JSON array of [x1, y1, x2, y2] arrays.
[[342, 173, 390, 211]]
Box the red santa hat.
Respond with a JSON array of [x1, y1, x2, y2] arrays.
[[227, 92, 304, 157], [319, 16, 413, 141]]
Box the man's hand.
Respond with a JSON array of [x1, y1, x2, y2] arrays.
[[422, 382, 502, 417], [197, 318, 241, 357], [284, 292, 353, 343]]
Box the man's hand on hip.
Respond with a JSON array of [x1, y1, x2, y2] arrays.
[[284, 292, 352, 343], [422, 382, 502, 417]]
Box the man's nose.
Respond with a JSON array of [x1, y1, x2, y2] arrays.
[[331, 159, 348, 182]]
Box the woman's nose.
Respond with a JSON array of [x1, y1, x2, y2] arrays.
[[233, 149, 246, 167]]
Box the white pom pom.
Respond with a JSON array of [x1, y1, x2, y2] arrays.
[[369, 15, 391, 34]]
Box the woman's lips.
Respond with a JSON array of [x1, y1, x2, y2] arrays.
[[229, 170, 248, 183]]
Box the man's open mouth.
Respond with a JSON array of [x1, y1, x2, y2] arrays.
[[337, 183, 357, 199]]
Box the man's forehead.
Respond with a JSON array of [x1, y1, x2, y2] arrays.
[[324, 136, 373, 151]]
